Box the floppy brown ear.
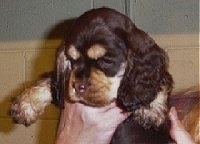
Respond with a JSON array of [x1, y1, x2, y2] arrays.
[[117, 24, 173, 112], [52, 44, 71, 108]]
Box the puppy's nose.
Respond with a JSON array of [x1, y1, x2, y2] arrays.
[[73, 82, 87, 93]]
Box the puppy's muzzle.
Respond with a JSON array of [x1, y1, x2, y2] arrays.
[[72, 80, 91, 93]]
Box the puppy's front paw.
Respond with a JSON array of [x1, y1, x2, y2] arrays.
[[11, 97, 38, 126], [10, 78, 52, 126]]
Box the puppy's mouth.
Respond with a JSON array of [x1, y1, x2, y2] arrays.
[[68, 68, 118, 106]]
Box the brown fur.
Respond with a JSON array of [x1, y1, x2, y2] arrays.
[[68, 67, 115, 106]]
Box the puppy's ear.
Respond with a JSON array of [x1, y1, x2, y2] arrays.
[[52, 44, 71, 108], [118, 24, 173, 112]]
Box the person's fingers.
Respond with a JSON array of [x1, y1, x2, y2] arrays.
[[169, 107, 183, 127], [169, 107, 183, 139], [169, 107, 196, 144]]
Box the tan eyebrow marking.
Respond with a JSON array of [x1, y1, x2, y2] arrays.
[[87, 44, 106, 60], [67, 45, 80, 60]]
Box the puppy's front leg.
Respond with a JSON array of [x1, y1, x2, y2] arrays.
[[10, 77, 52, 126]]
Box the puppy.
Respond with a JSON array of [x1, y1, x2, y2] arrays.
[[10, 8, 198, 144]]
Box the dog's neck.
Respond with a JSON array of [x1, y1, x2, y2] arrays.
[[133, 90, 168, 129]]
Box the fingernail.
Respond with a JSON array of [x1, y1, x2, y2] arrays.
[[169, 107, 178, 120]]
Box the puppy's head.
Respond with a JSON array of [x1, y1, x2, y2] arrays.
[[54, 8, 173, 127], [66, 44, 126, 106]]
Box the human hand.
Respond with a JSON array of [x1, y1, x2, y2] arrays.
[[55, 101, 128, 144], [169, 107, 196, 144]]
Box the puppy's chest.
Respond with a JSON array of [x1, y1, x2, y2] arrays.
[[110, 114, 174, 144]]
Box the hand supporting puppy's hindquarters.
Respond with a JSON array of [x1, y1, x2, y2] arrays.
[[169, 107, 196, 144]]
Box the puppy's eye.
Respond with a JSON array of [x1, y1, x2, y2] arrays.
[[97, 57, 114, 68]]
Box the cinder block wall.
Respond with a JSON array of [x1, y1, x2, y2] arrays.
[[0, 0, 199, 144]]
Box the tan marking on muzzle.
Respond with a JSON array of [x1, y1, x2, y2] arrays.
[[68, 68, 115, 106]]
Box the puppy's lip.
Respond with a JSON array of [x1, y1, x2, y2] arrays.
[[79, 89, 85, 93], [71, 88, 85, 98], [72, 88, 76, 93]]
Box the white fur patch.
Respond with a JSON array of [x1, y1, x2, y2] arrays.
[[108, 63, 126, 99], [134, 90, 168, 128]]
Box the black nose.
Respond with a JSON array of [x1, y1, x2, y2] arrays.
[[73, 82, 88, 93]]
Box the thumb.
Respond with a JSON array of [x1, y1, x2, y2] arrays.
[[169, 107, 195, 144]]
